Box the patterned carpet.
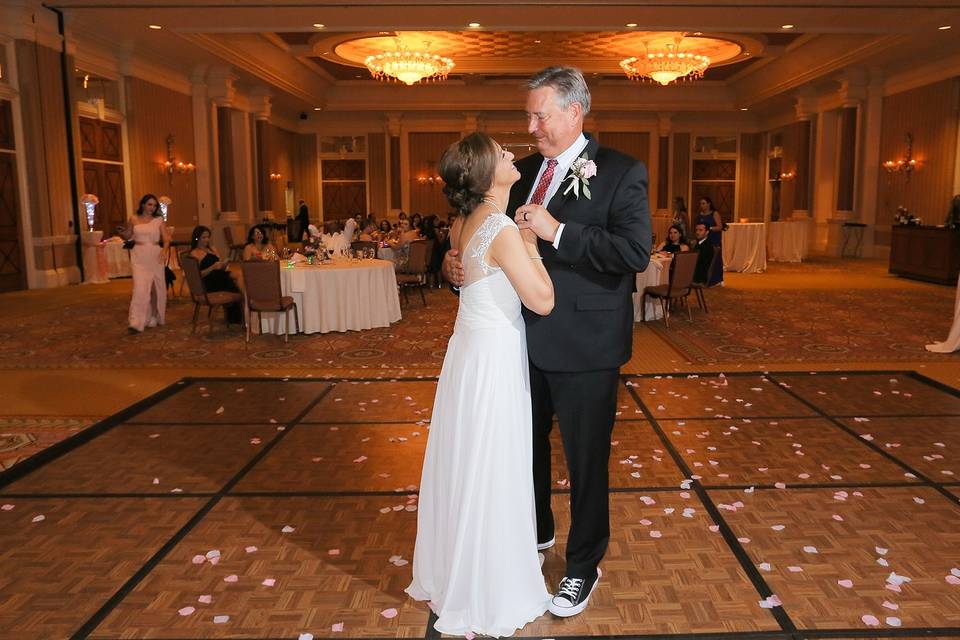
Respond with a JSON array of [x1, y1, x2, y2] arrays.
[[0, 270, 956, 370], [648, 285, 957, 364]]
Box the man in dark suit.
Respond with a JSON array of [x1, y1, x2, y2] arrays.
[[296, 199, 310, 241], [692, 222, 715, 284], [511, 67, 651, 617]]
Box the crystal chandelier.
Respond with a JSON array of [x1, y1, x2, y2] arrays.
[[620, 37, 710, 85], [364, 41, 454, 86]]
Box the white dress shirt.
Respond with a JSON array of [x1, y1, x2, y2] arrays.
[[525, 133, 588, 249]]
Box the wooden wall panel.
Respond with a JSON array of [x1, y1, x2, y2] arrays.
[[672, 133, 691, 209], [367, 132, 387, 217], [296, 134, 319, 221], [738, 132, 765, 220], [600, 132, 650, 165], [267, 123, 298, 216], [408, 132, 458, 215], [126, 77, 198, 230], [876, 78, 960, 245]]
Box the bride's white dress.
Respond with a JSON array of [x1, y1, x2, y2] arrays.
[[406, 213, 550, 637], [926, 271, 960, 353]]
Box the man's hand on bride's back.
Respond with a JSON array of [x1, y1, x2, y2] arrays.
[[443, 249, 465, 287]]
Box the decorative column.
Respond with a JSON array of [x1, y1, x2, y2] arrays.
[[386, 113, 402, 213], [190, 71, 215, 232], [249, 91, 272, 218], [835, 70, 867, 217], [792, 92, 816, 218], [657, 113, 672, 212], [856, 70, 884, 257]]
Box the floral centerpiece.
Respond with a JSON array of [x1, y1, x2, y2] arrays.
[[80, 193, 99, 231]]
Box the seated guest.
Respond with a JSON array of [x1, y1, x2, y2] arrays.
[[655, 224, 690, 254], [359, 221, 377, 241], [343, 216, 359, 243], [410, 212, 423, 233], [691, 222, 716, 285], [242, 224, 277, 261], [188, 225, 242, 324], [391, 217, 422, 246], [376, 219, 393, 240]]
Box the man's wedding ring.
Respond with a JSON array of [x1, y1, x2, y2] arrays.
[[522, 212, 529, 221]]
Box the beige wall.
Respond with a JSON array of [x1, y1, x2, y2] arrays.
[[875, 78, 960, 246], [408, 132, 458, 215], [126, 77, 199, 233]]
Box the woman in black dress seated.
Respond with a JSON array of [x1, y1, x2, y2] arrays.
[[188, 225, 242, 324], [655, 224, 691, 254]]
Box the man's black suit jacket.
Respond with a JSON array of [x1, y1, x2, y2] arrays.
[[693, 239, 715, 284], [508, 136, 651, 372]]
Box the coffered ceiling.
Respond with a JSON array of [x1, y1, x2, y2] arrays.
[[42, 0, 960, 121]]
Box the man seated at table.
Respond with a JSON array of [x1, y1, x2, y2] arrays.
[[692, 222, 715, 285]]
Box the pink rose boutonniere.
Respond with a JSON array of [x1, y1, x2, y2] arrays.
[[563, 152, 597, 200]]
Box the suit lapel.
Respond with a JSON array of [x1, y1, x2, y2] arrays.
[[544, 135, 599, 221]]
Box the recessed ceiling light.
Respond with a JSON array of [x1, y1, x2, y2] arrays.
[[148, 24, 162, 30], [781, 24, 795, 29], [534, 39, 541, 44], [313, 107, 322, 111], [938, 25, 952, 30], [313, 23, 325, 29], [468, 22, 481, 28], [740, 107, 749, 111], [693, 31, 703, 36], [626, 23, 638, 28]]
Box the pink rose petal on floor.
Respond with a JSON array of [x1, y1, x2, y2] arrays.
[[198, 595, 212, 604], [245, 546, 258, 553], [298, 634, 314, 640], [771, 525, 785, 531], [787, 566, 803, 573], [862, 614, 880, 626], [738, 537, 751, 544], [882, 601, 899, 610], [31, 515, 45, 523], [223, 574, 238, 583], [213, 615, 230, 624], [802, 545, 818, 554], [1, 504, 14, 511], [639, 519, 652, 526], [649, 530, 662, 538], [886, 616, 902, 627], [381, 608, 398, 619], [708, 525, 720, 532], [208, 556, 220, 565], [178, 606, 195, 616], [281, 525, 295, 533], [331, 622, 344, 632], [758, 595, 782, 609], [945, 575, 960, 585], [328, 548, 340, 556], [838, 579, 853, 588], [215, 406, 224, 415], [832, 514, 844, 521], [262, 578, 276, 587], [191, 555, 206, 564]]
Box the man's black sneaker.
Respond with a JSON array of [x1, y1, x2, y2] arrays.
[[548, 568, 601, 617]]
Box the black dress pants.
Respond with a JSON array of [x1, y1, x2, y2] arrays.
[[531, 363, 619, 580]]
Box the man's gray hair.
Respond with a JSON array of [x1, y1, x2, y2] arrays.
[[526, 66, 591, 116]]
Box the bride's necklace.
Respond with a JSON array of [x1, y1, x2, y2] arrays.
[[480, 196, 504, 214]]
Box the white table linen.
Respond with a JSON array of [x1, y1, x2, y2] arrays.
[[633, 254, 673, 321], [103, 238, 131, 278], [767, 220, 809, 263], [259, 258, 401, 335], [723, 223, 767, 273]]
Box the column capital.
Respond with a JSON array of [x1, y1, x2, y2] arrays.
[[248, 88, 272, 121], [385, 112, 402, 137], [207, 67, 237, 107], [794, 88, 818, 121], [839, 68, 868, 108], [657, 113, 673, 136]]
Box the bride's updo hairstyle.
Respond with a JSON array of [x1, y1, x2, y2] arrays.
[[439, 132, 498, 216]]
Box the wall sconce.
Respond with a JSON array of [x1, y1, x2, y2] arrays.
[[778, 171, 795, 181], [80, 193, 99, 231], [883, 133, 918, 181], [158, 195, 172, 222], [162, 134, 195, 183], [269, 172, 283, 182], [416, 161, 442, 187]]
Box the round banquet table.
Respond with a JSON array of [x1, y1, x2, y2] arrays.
[[767, 220, 809, 263], [258, 258, 402, 335], [633, 254, 673, 321], [723, 222, 767, 273]]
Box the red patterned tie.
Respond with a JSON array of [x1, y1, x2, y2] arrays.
[[530, 159, 558, 205]]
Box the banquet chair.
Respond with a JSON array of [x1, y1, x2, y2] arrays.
[[690, 250, 722, 314], [180, 255, 244, 335], [641, 251, 698, 328], [223, 226, 246, 262], [240, 260, 300, 343], [396, 240, 433, 307]]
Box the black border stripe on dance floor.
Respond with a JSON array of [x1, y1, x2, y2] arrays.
[[2, 370, 960, 640]]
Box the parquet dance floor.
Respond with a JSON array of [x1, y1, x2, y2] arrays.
[[1, 371, 959, 639]]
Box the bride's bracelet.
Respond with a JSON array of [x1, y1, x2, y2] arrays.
[[529, 255, 543, 260]]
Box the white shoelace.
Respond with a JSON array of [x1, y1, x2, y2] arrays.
[[557, 577, 584, 602]]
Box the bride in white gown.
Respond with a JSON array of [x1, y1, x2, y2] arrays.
[[926, 271, 960, 352], [406, 133, 554, 636]]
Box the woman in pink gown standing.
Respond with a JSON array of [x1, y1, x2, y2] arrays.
[[125, 194, 168, 334]]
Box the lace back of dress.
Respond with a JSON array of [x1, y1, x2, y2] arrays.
[[462, 213, 515, 288]]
